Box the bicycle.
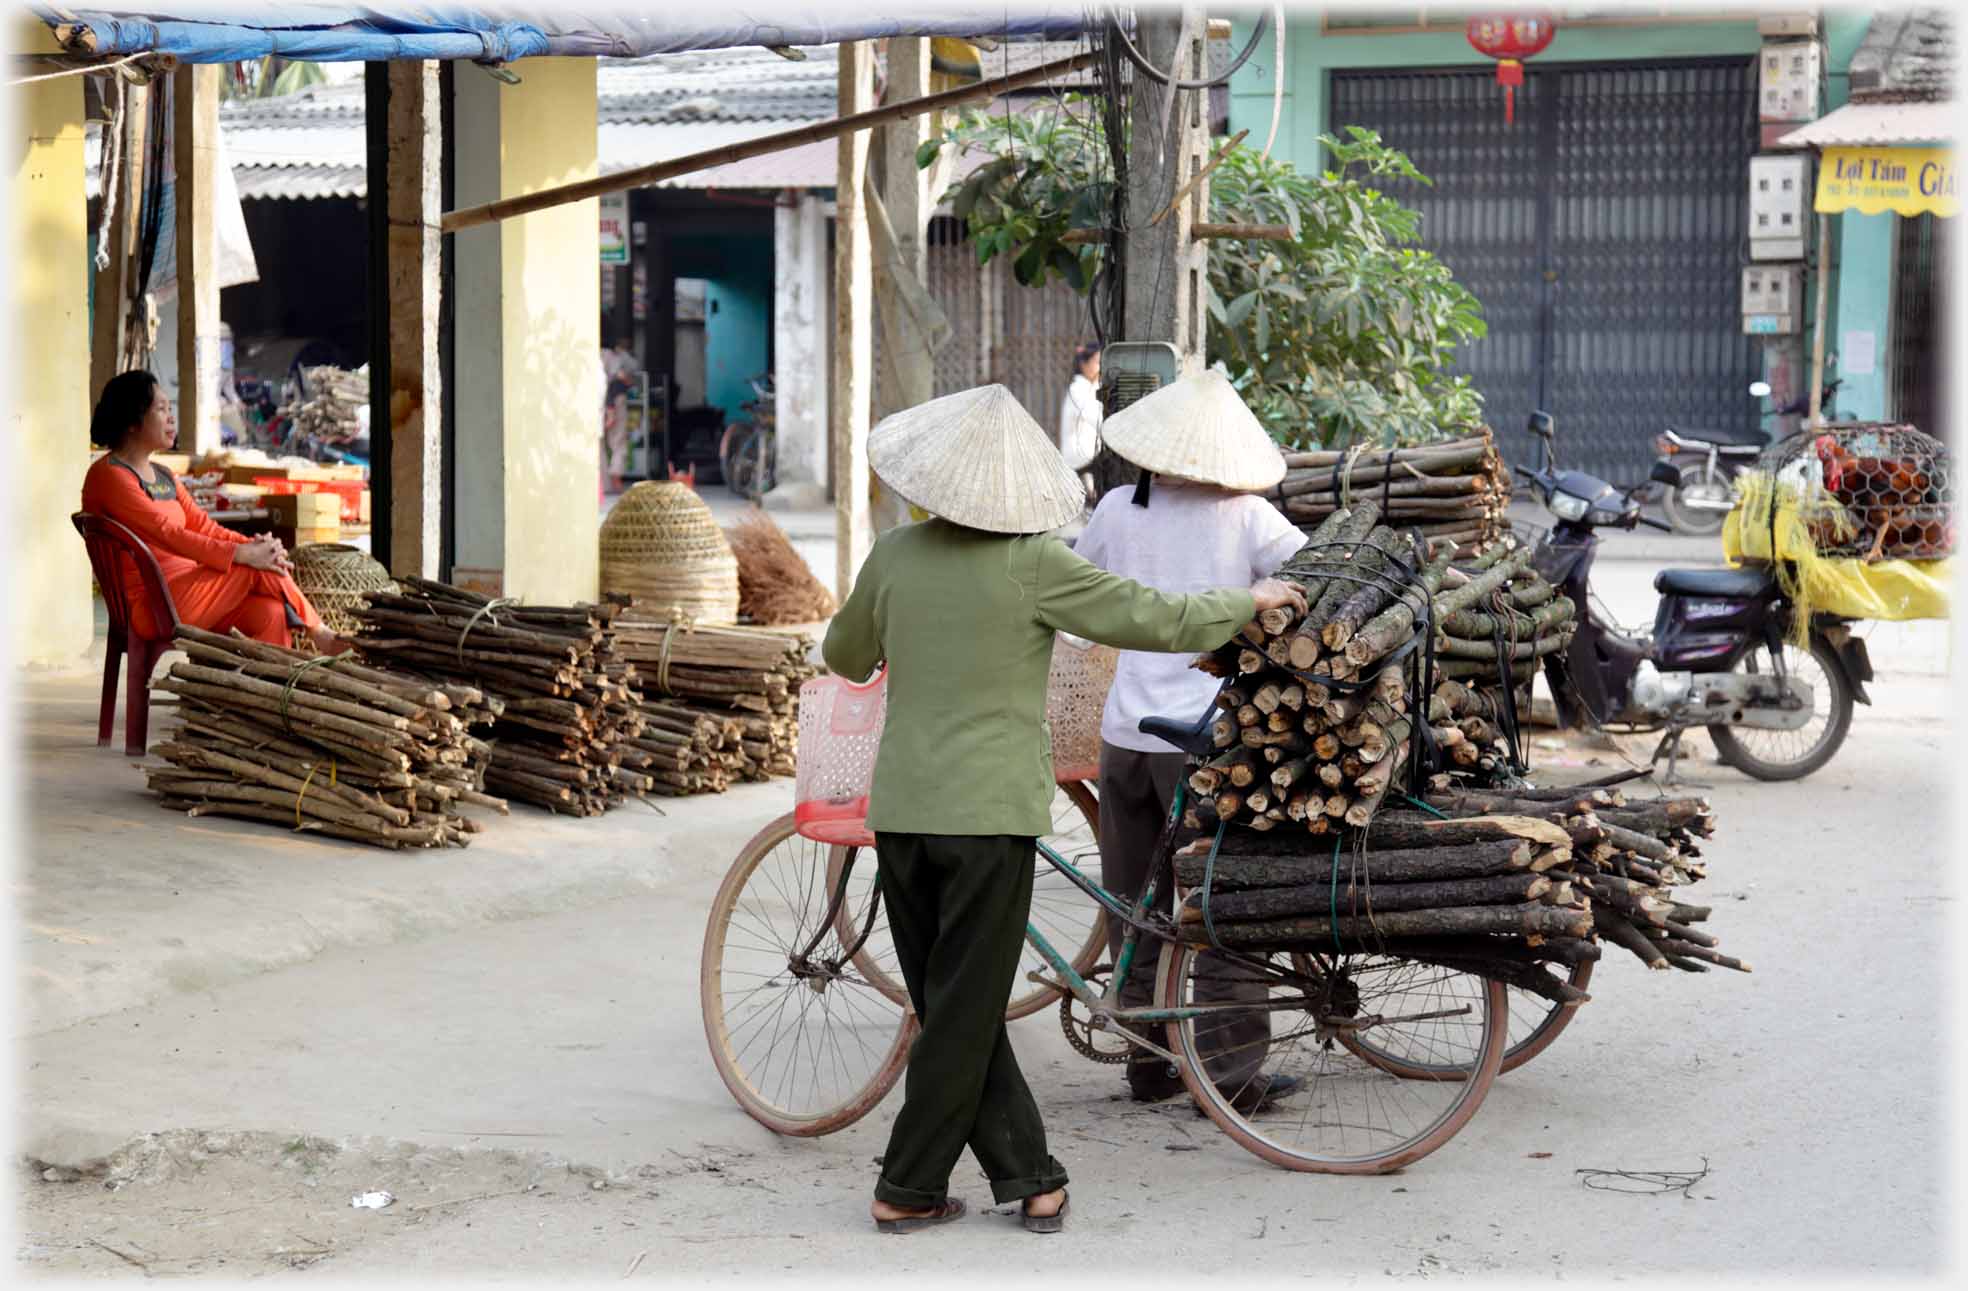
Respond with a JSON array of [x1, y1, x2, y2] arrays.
[[718, 373, 777, 503], [701, 703, 1512, 1173]]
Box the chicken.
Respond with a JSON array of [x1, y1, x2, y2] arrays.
[[1816, 437, 1934, 561]]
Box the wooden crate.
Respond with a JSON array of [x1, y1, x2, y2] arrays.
[[264, 492, 342, 528], [274, 523, 343, 549]]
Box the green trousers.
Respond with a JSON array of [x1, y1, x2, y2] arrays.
[[871, 832, 1070, 1209]]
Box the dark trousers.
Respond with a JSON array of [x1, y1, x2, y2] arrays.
[[872, 831, 1070, 1208], [1097, 740, 1271, 1090]]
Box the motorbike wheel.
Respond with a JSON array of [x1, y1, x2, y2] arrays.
[[1708, 635, 1853, 781], [1658, 458, 1731, 535]]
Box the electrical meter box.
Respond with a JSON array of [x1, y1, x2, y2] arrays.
[[1742, 265, 1805, 335], [1749, 154, 1812, 260], [1757, 13, 1818, 37], [1760, 41, 1822, 121], [1100, 342, 1182, 415]]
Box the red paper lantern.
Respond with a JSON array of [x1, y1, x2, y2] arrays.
[[1466, 12, 1556, 125]]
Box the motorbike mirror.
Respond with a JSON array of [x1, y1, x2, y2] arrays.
[[1649, 460, 1684, 489], [1526, 411, 1555, 439], [1748, 380, 1772, 398]]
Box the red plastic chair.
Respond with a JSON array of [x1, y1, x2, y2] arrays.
[[72, 512, 181, 756]]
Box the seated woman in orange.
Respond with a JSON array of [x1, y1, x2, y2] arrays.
[[81, 370, 349, 654]]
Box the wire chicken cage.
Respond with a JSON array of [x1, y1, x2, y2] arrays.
[[1743, 423, 1954, 563]]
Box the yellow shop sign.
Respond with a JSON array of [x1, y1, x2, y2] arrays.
[[1815, 146, 1958, 218]]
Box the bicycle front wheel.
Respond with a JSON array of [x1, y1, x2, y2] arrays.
[[700, 813, 913, 1137], [1156, 945, 1504, 1173]]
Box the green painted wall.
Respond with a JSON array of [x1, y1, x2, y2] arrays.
[[672, 233, 773, 422], [1228, 9, 1893, 421]]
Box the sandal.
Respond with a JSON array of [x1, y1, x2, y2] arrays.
[[874, 1197, 966, 1235], [1022, 1189, 1069, 1234]]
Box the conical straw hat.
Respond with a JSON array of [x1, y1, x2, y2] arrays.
[[1099, 369, 1286, 492], [869, 385, 1084, 534]]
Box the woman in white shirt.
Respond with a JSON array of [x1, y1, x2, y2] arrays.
[[1072, 369, 1305, 1110], [1057, 343, 1104, 484]]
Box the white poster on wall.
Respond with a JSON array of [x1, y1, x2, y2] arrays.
[[1840, 329, 1877, 377], [599, 192, 628, 265]]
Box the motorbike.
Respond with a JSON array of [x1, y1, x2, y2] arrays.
[[1653, 372, 1844, 535], [1517, 410, 1871, 782]]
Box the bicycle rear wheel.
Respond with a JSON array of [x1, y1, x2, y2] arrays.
[[1155, 945, 1504, 1173], [1341, 960, 1594, 1078], [833, 781, 1108, 1020], [700, 813, 913, 1137]]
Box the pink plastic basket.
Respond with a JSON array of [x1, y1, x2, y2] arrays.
[[793, 670, 886, 847]]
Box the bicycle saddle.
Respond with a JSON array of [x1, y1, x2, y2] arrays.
[[1137, 704, 1219, 759]]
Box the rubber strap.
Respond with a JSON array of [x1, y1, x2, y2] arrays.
[[456, 596, 518, 667], [1198, 817, 1230, 952], [1398, 791, 1450, 819], [278, 653, 346, 737]]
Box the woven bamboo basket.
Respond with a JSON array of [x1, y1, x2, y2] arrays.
[[1046, 635, 1119, 784], [291, 543, 395, 639], [600, 481, 741, 624]]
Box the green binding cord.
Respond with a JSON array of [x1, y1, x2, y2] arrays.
[[1328, 835, 1345, 954], [1398, 791, 1450, 820], [1199, 817, 1231, 951], [278, 653, 348, 736]]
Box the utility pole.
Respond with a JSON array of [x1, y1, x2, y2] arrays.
[[1092, 3, 1212, 496]]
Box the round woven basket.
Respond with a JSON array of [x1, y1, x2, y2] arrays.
[[600, 482, 740, 624], [292, 543, 396, 639]]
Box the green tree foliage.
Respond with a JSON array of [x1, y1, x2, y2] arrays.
[[926, 110, 1487, 449]]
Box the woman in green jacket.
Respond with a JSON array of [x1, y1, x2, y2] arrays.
[[823, 385, 1306, 1234]]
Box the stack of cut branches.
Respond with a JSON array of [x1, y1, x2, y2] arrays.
[[1171, 773, 1739, 1003], [145, 625, 508, 848], [1431, 544, 1575, 687], [1188, 502, 1440, 833], [608, 616, 814, 792], [1271, 432, 1508, 554], [349, 578, 652, 816]]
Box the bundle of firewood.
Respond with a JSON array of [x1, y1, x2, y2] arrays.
[[284, 365, 369, 448], [144, 625, 508, 848], [1272, 432, 1509, 554], [1173, 775, 1738, 1002], [349, 578, 653, 816], [608, 616, 812, 792], [1189, 501, 1431, 834], [1424, 551, 1575, 780]]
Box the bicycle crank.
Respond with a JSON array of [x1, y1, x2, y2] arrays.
[[1059, 968, 1134, 1064]]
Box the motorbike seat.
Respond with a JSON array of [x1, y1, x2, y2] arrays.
[[1666, 424, 1771, 448], [1653, 567, 1777, 599], [1138, 705, 1220, 759]]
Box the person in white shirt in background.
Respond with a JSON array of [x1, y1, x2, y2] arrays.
[[1072, 368, 1305, 1111], [1057, 343, 1104, 501]]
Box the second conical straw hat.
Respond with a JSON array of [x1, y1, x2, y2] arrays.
[[869, 385, 1084, 534], [1099, 369, 1286, 492]]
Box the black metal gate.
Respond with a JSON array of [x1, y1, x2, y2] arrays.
[[1891, 212, 1949, 440], [1332, 60, 1761, 482]]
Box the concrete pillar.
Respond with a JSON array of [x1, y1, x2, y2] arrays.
[[385, 59, 443, 580], [11, 21, 96, 668], [870, 36, 932, 534], [833, 41, 875, 598], [771, 191, 830, 502], [173, 64, 222, 456], [450, 58, 602, 603]]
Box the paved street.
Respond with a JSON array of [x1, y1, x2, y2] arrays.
[[16, 496, 1959, 1278]]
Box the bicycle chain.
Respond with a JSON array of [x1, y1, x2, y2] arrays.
[[1058, 967, 1134, 1065]]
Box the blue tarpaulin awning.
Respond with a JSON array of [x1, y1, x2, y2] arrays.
[[38, 5, 1090, 64]]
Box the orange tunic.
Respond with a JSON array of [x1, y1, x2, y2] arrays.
[[81, 455, 324, 644]]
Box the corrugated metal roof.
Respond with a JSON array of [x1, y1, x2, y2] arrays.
[[1776, 99, 1958, 147], [1849, 7, 1955, 102], [94, 39, 1119, 200]]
